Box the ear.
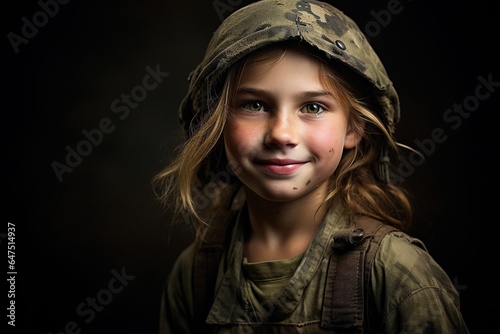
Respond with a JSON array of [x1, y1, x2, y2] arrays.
[[344, 119, 364, 149]]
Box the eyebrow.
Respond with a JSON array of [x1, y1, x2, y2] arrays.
[[236, 87, 334, 99]]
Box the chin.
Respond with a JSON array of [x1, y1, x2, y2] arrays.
[[247, 186, 308, 203]]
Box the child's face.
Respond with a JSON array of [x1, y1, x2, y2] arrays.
[[223, 48, 361, 203]]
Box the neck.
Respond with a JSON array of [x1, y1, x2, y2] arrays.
[[242, 185, 328, 262]]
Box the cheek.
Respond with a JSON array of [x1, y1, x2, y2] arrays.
[[223, 122, 259, 160], [305, 128, 344, 159]]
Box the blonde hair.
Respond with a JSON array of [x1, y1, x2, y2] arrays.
[[153, 42, 413, 239]]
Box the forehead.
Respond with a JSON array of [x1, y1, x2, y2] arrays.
[[238, 46, 324, 86], [237, 44, 348, 92]]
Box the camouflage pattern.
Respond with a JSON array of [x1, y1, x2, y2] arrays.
[[179, 0, 400, 135]]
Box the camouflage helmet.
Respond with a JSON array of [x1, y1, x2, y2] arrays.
[[179, 0, 400, 139]]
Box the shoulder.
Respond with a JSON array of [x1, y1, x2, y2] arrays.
[[160, 242, 197, 334], [376, 230, 430, 268], [164, 242, 198, 312], [167, 242, 197, 288], [369, 231, 468, 332], [373, 231, 456, 294], [374, 231, 448, 287]]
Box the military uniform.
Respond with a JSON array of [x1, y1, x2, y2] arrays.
[[160, 204, 469, 333]]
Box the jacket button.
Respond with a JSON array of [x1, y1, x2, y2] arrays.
[[350, 228, 364, 244]]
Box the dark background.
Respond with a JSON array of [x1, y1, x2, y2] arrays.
[[3, 0, 499, 333]]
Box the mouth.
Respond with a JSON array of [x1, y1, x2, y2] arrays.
[[253, 158, 307, 175]]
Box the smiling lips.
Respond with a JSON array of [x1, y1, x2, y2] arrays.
[[254, 158, 307, 175]]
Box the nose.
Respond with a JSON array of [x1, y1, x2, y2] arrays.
[[264, 111, 299, 148]]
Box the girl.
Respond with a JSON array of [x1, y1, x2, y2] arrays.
[[154, 0, 470, 333]]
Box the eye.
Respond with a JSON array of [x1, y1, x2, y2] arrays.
[[241, 101, 266, 112], [301, 103, 326, 114]]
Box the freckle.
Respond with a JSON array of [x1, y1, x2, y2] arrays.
[[306, 179, 311, 185], [329, 148, 334, 153], [293, 187, 298, 190]]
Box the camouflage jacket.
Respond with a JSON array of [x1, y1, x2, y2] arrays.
[[159, 205, 470, 333]]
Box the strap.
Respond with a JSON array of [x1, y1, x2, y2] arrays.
[[321, 216, 398, 333], [192, 210, 237, 333]]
